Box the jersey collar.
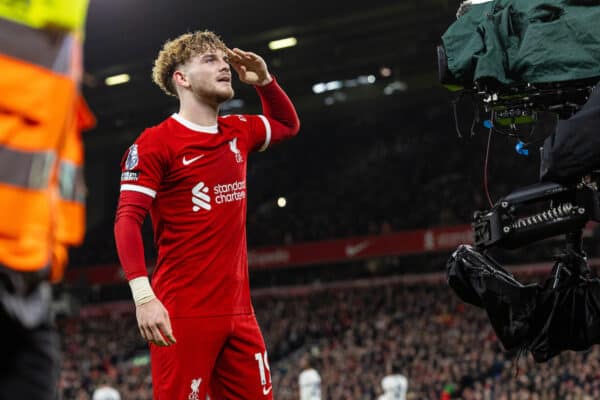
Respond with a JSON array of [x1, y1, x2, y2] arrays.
[[171, 113, 219, 134]]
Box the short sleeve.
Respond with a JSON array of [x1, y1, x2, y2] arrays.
[[119, 129, 168, 198]]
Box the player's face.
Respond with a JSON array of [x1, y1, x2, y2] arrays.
[[184, 49, 234, 104]]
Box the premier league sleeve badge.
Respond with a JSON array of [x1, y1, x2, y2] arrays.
[[125, 144, 139, 170]]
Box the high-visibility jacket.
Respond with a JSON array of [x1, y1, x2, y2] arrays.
[[0, 0, 94, 282], [0, 0, 89, 32]]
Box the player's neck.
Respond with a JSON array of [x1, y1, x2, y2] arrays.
[[178, 97, 219, 126]]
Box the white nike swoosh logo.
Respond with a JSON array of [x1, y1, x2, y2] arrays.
[[263, 386, 272, 395], [345, 241, 370, 257], [182, 155, 204, 166]]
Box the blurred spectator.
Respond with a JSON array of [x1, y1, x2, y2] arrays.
[[299, 361, 321, 400], [378, 374, 408, 400], [92, 384, 121, 400]]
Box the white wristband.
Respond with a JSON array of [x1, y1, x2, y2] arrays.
[[128, 277, 156, 306]]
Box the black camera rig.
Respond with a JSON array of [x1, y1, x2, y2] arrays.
[[442, 0, 600, 363], [437, 43, 600, 254], [473, 180, 600, 250]]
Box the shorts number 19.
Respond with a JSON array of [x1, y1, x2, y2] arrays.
[[254, 351, 271, 386]]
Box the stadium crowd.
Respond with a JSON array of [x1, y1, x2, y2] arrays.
[[59, 312, 151, 400], [58, 273, 600, 399]]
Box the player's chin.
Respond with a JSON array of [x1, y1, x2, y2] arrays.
[[215, 87, 235, 103]]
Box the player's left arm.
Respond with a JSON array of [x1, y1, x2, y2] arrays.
[[227, 47, 300, 149]]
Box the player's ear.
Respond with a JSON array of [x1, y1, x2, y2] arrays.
[[173, 68, 190, 90]]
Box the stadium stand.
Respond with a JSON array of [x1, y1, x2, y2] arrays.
[[58, 265, 600, 399]]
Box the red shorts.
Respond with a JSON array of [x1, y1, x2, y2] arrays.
[[150, 313, 273, 400]]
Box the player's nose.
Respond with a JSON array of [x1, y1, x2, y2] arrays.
[[219, 57, 230, 71]]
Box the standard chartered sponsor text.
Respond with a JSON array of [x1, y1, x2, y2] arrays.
[[214, 180, 246, 204]]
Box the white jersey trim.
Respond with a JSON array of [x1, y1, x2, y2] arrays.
[[257, 115, 271, 152], [121, 184, 157, 198], [171, 113, 219, 134]]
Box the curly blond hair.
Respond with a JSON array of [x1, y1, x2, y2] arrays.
[[152, 30, 228, 97]]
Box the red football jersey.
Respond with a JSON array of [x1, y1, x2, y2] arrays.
[[120, 113, 276, 317]]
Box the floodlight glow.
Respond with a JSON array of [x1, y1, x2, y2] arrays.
[[312, 83, 327, 94], [268, 37, 297, 51], [325, 80, 342, 91], [105, 73, 130, 86]]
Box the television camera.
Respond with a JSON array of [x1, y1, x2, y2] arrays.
[[438, 0, 600, 362]]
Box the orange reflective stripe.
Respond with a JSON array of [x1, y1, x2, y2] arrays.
[[0, 18, 74, 74], [58, 161, 85, 203], [53, 95, 89, 255], [0, 146, 55, 189]]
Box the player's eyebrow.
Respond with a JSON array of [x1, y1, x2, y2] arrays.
[[201, 53, 217, 61], [200, 52, 229, 63]]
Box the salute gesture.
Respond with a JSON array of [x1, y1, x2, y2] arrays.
[[115, 30, 299, 400], [226, 47, 273, 86]]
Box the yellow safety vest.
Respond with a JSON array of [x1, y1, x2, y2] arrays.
[[0, 0, 89, 31]]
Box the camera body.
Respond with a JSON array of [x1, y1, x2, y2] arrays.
[[473, 181, 600, 249]]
